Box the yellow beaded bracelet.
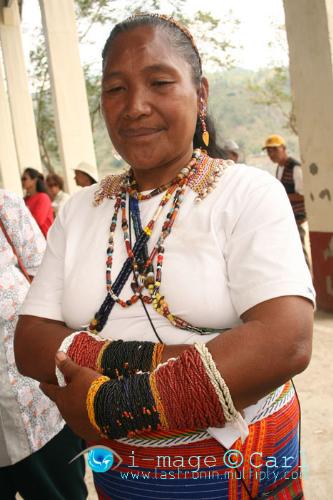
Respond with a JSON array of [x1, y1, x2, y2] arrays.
[[149, 371, 168, 428], [151, 343, 165, 371], [86, 375, 110, 432], [95, 340, 111, 372]]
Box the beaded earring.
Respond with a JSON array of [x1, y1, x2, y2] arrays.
[[200, 97, 209, 147]]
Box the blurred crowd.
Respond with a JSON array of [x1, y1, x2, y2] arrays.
[[20, 162, 98, 237]]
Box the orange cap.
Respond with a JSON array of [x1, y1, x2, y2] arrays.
[[262, 134, 286, 149]]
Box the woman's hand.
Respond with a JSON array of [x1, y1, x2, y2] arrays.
[[40, 352, 102, 441]]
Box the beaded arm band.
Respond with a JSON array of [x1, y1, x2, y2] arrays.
[[97, 340, 164, 378], [194, 343, 248, 441], [86, 343, 247, 441], [55, 331, 164, 386], [56, 331, 105, 386]]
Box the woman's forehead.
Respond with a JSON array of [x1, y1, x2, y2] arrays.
[[103, 25, 184, 73]]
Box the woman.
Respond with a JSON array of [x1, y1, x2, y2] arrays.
[[46, 173, 70, 217], [22, 167, 53, 237], [0, 190, 87, 499], [15, 14, 314, 500]]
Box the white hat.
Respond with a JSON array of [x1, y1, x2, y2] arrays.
[[75, 161, 99, 182], [224, 139, 240, 153]]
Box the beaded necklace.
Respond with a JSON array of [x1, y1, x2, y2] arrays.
[[89, 150, 228, 335]]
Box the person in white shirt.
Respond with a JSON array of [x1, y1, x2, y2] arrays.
[[46, 173, 70, 217]]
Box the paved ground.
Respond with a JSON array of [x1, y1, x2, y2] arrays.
[[294, 311, 333, 499], [84, 311, 333, 499]]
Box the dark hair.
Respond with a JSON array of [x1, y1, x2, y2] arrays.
[[46, 173, 64, 190], [23, 168, 47, 193], [101, 14, 226, 159]]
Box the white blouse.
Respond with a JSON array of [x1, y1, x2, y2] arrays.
[[21, 163, 315, 446]]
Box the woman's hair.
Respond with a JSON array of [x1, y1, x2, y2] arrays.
[[101, 13, 226, 159], [46, 173, 64, 191], [23, 168, 47, 193]]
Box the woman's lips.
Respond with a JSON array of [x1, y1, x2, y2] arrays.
[[120, 127, 162, 138]]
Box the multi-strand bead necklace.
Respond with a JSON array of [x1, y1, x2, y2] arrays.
[[89, 150, 228, 335]]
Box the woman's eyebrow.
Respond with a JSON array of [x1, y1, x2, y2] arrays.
[[103, 64, 177, 80], [102, 71, 123, 81], [143, 64, 176, 73]]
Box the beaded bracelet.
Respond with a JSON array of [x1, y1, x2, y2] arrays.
[[86, 375, 110, 433], [86, 344, 232, 439], [55, 331, 165, 386], [194, 343, 248, 442], [56, 331, 105, 386], [98, 340, 164, 378]]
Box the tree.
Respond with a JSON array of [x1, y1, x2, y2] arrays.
[[247, 21, 297, 136], [248, 66, 297, 135], [28, 0, 238, 172]]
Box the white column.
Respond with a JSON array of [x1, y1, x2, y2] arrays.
[[284, 0, 333, 311], [39, 0, 97, 194], [0, 58, 22, 195], [0, 0, 42, 172]]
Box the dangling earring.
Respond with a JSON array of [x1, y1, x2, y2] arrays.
[[200, 97, 209, 147]]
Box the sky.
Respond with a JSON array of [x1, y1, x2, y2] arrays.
[[21, 0, 288, 72]]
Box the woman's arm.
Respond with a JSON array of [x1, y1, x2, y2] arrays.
[[164, 295, 312, 410], [38, 294, 312, 442], [16, 294, 312, 402], [15, 315, 73, 384]]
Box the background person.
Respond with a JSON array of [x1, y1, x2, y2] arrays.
[[16, 14, 314, 500], [46, 173, 70, 217], [223, 139, 240, 162], [0, 189, 87, 500], [263, 134, 312, 270], [22, 167, 53, 237], [74, 162, 98, 187]]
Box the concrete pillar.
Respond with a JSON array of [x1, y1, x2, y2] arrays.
[[0, 0, 42, 173], [284, 0, 333, 311], [0, 58, 22, 195], [39, 0, 97, 194]]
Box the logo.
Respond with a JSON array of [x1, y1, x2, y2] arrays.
[[69, 445, 123, 473]]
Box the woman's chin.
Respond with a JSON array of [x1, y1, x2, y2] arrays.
[[120, 150, 167, 171]]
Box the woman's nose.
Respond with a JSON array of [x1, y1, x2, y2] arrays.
[[124, 88, 151, 119]]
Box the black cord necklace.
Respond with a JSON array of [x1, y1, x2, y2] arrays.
[[129, 195, 163, 343]]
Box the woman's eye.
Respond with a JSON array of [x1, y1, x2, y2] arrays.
[[152, 81, 174, 87], [103, 86, 125, 94]]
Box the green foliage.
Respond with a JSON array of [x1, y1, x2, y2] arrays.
[[208, 68, 299, 160], [247, 66, 297, 135], [29, 27, 59, 172]]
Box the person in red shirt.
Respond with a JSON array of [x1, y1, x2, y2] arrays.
[[22, 168, 54, 237]]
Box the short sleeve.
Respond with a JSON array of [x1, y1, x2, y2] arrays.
[[225, 178, 315, 316], [20, 206, 66, 321]]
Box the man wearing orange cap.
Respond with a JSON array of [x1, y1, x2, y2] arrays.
[[263, 134, 311, 269]]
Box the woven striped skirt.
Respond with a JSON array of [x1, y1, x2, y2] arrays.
[[93, 382, 303, 499]]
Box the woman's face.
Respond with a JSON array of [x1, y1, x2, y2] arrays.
[[21, 172, 36, 192], [47, 181, 60, 199], [101, 26, 201, 171]]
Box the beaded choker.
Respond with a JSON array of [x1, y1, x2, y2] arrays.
[[90, 150, 228, 335]]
